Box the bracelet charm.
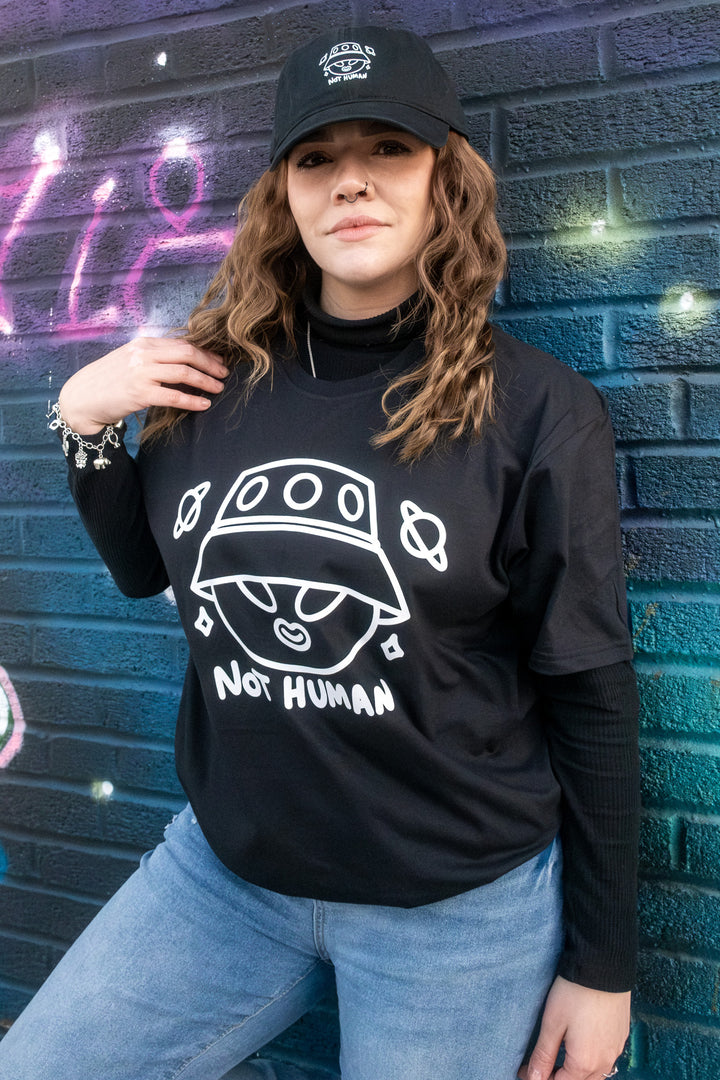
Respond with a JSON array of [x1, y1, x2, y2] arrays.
[[47, 402, 126, 469]]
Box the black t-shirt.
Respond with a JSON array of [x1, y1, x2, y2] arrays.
[[62, 323, 638, 989]]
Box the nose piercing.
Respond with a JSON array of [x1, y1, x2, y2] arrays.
[[341, 181, 369, 204]]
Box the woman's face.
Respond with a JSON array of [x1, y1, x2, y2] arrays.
[[286, 120, 437, 318]]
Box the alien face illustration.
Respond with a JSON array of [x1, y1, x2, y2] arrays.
[[190, 460, 409, 675], [320, 41, 375, 78]]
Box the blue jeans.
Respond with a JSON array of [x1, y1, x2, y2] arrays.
[[0, 805, 562, 1080]]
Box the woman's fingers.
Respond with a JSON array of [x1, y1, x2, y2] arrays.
[[57, 338, 229, 434]]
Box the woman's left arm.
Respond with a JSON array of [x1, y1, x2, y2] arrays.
[[522, 660, 640, 1078]]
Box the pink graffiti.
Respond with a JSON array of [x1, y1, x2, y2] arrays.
[[0, 138, 62, 335], [58, 177, 119, 334], [123, 138, 234, 326], [0, 134, 235, 338], [148, 137, 204, 231], [0, 666, 25, 769]]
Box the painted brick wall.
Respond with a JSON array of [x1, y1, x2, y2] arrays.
[[0, 2, 718, 1077]]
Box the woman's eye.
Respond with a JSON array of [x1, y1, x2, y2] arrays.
[[294, 151, 330, 169], [376, 140, 412, 156]]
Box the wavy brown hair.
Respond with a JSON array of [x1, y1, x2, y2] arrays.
[[142, 133, 506, 462]]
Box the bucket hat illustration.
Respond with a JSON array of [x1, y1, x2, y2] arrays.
[[191, 458, 409, 674]]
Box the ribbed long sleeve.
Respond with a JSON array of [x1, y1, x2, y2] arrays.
[[537, 660, 640, 991]]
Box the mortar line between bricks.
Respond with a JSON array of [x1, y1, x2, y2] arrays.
[[0, 972, 45, 996], [0, 665, 183, 695], [640, 733, 720, 755], [0, 925, 90, 953], [631, 1008, 720, 1037], [0, 0, 332, 63], [1, 50, 718, 133], [0, 824, 150, 859], [0, 873, 113, 909], [0, 770, 185, 809], [19, 723, 176, 751], [430, 0, 720, 48]]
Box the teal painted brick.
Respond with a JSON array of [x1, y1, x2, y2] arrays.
[[508, 234, 719, 304], [0, 567, 177, 623], [115, 745, 182, 795], [32, 624, 187, 681], [635, 950, 719, 1018], [0, 460, 72, 505], [49, 737, 181, 797], [682, 818, 720, 879], [102, 799, 179, 848], [506, 82, 720, 165], [689, 382, 720, 440], [2, 731, 49, 777], [615, 310, 720, 370], [3, 835, 137, 899], [0, 517, 19, 556], [493, 314, 605, 373], [620, 158, 720, 223], [497, 171, 608, 235], [639, 880, 720, 953], [641, 745, 720, 812], [642, 1018, 720, 1080], [624, 526, 720, 583], [639, 814, 674, 873], [630, 599, 720, 661], [604, 384, 676, 442], [0, 936, 64, 988], [0, 881, 99, 944], [0, 785, 107, 842], [21, 513, 100, 560], [636, 670, 720, 736], [13, 679, 180, 739], [613, 5, 720, 75], [1, 403, 59, 447], [0, 783, 174, 849], [444, 27, 600, 98], [632, 455, 720, 510], [0, 622, 31, 665]]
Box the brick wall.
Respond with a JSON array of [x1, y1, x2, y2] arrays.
[[0, 2, 718, 1077]]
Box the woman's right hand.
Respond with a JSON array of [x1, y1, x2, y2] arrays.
[[57, 337, 229, 434]]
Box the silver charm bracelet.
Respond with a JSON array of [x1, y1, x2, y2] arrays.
[[47, 401, 126, 470]]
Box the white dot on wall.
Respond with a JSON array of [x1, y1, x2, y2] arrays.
[[92, 780, 114, 800], [34, 131, 61, 164], [679, 291, 695, 312], [591, 219, 606, 237], [156, 52, 167, 67]]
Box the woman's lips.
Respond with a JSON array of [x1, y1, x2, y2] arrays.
[[328, 216, 386, 240]]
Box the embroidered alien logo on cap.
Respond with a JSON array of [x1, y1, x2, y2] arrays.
[[320, 41, 375, 83], [190, 458, 409, 675]]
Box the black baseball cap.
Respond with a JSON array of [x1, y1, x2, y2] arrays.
[[269, 26, 469, 169]]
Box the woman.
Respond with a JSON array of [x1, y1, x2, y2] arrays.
[[1, 25, 638, 1080]]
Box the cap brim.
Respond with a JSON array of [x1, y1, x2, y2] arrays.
[[270, 102, 451, 169]]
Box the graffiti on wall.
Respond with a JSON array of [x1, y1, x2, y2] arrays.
[[0, 133, 235, 338], [0, 667, 24, 769]]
